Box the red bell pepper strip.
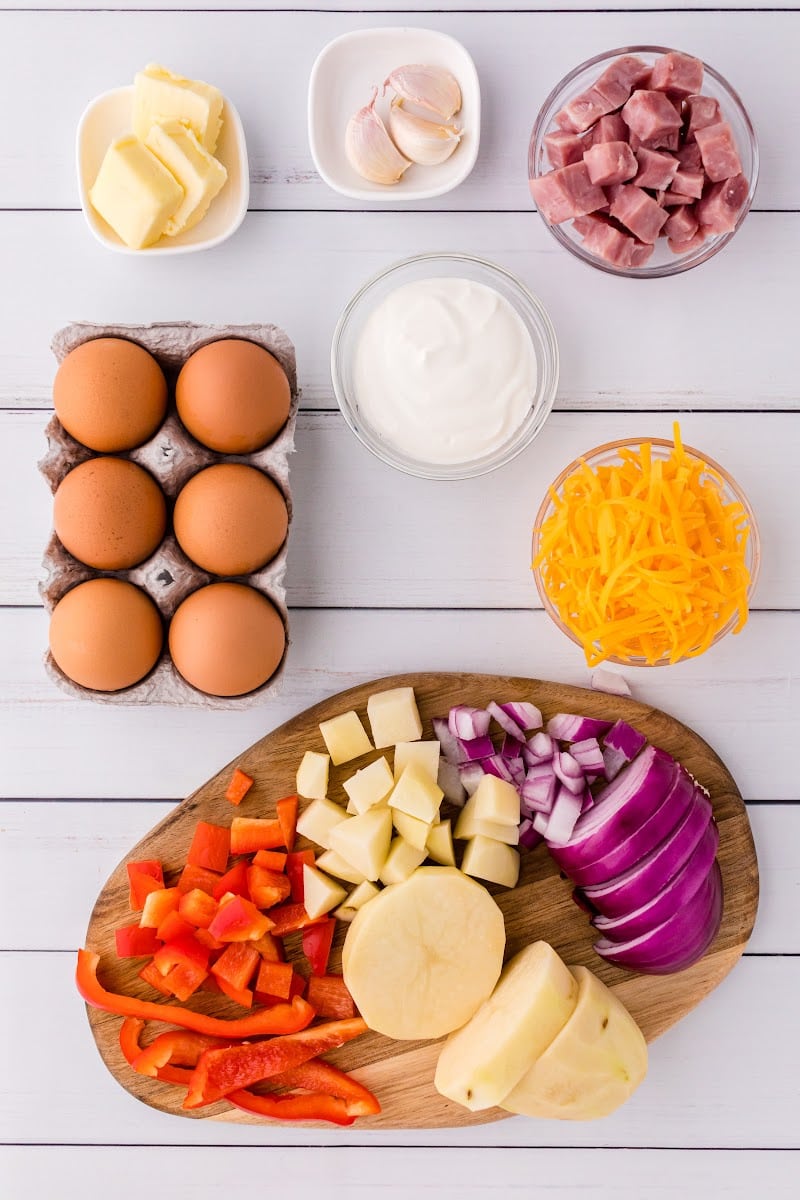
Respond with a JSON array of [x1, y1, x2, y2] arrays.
[[183, 1016, 368, 1108], [247, 864, 291, 909], [77, 949, 314, 1037], [134, 1029, 232, 1077], [254, 959, 294, 1001], [276, 795, 298, 852], [285, 850, 315, 903], [208, 895, 274, 943], [225, 768, 254, 806], [211, 943, 260, 991], [178, 888, 219, 929], [252, 849, 287, 871], [127, 861, 163, 910], [306, 974, 357, 1020], [115, 923, 161, 959], [269, 1057, 381, 1117], [140, 886, 180, 929], [267, 902, 326, 938], [118, 1017, 195, 1086], [212, 859, 251, 901], [230, 817, 285, 855], [229, 1089, 356, 1126], [177, 863, 222, 896], [302, 918, 335, 976]]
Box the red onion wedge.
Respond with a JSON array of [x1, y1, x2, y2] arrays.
[[432, 717, 460, 765], [487, 701, 526, 740], [590, 668, 631, 697], [528, 732, 555, 761], [449, 706, 491, 740], [547, 713, 612, 742], [456, 735, 494, 762], [593, 861, 723, 974], [437, 759, 467, 808], [499, 701, 543, 732], [545, 785, 585, 846]]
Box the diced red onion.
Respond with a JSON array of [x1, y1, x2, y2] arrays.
[[432, 717, 460, 765], [500, 734, 525, 761], [545, 785, 584, 846], [449, 705, 491, 740], [482, 754, 515, 783], [456, 735, 494, 763], [604, 719, 647, 763], [518, 818, 544, 850], [590, 668, 631, 697], [458, 762, 485, 796], [602, 747, 626, 781], [437, 759, 467, 808], [528, 732, 554, 760], [581, 791, 594, 813], [570, 737, 606, 776], [487, 700, 526, 740], [553, 751, 585, 796], [508, 759, 526, 787], [520, 769, 557, 814], [532, 811, 550, 835], [547, 713, 613, 742], [500, 701, 543, 732]]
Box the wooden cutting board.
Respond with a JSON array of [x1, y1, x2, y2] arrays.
[[84, 673, 758, 1129]]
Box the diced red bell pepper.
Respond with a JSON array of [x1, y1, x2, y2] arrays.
[[140, 886, 180, 929], [285, 850, 315, 902], [215, 977, 254, 1008], [77, 950, 314, 1038], [179, 888, 219, 929], [225, 767, 254, 806], [212, 859, 251, 901], [139, 959, 174, 997], [256, 971, 305, 1009], [230, 817, 284, 855], [306, 974, 357, 1020], [229, 1089, 356, 1126], [162, 962, 209, 1002], [194, 927, 225, 952], [251, 932, 285, 962], [208, 895, 274, 943], [252, 849, 287, 871], [267, 902, 326, 938], [200, 973, 222, 993], [127, 860, 164, 911], [254, 959, 294, 1001], [302, 918, 335, 977], [247, 864, 291, 909], [187, 821, 231, 874], [268, 1057, 380, 1117], [276, 795, 298, 852], [183, 1016, 368, 1108], [211, 943, 260, 991], [177, 863, 222, 896], [156, 911, 195, 944], [152, 933, 210, 1001], [115, 923, 161, 959]]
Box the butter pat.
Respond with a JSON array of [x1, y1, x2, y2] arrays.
[[145, 120, 227, 235], [133, 64, 224, 153], [89, 137, 184, 249]]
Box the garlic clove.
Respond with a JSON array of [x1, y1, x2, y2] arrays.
[[385, 64, 463, 120], [387, 98, 461, 167], [345, 88, 411, 186]]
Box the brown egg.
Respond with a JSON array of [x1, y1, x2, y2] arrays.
[[169, 582, 286, 697], [53, 337, 168, 452], [173, 464, 288, 575], [53, 457, 167, 570], [176, 339, 291, 453], [49, 578, 163, 691]]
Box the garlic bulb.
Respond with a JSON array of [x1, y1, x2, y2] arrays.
[[345, 89, 411, 185], [385, 64, 463, 120], [388, 99, 461, 166]]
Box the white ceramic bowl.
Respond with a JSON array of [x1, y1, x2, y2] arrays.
[[76, 86, 249, 255], [308, 27, 480, 202]]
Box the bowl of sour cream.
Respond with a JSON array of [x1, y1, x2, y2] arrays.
[[331, 253, 559, 479]]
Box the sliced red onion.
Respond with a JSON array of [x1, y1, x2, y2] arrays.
[[581, 791, 594, 813], [458, 762, 485, 796], [500, 701, 543, 732], [518, 818, 544, 850], [604, 719, 647, 762], [432, 717, 460, 765], [448, 705, 491, 740], [482, 754, 515, 783], [487, 700, 526, 740], [456, 735, 494, 763], [520, 770, 557, 814], [590, 668, 631, 697], [570, 737, 606, 776], [545, 785, 584, 846], [547, 713, 612, 742], [437, 759, 467, 808], [500, 734, 525, 761], [528, 732, 554, 760]]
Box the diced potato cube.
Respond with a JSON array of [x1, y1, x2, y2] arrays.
[[379, 837, 427, 886], [316, 849, 368, 886], [394, 740, 440, 782], [343, 756, 394, 815], [367, 686, 423, 749], [303, 865, 347, 919], [461, 836, 520, 889], [345, 797, 358, 815], [389, 762, 443, 824], [391, 809, 433, 851], [296, 750, 330, 800], [329, 806, 393, 882], [296, 797, 349, 850], [334, 880, 381, 923], [319, 711, 373, 765], [473, 776, 520, 827], [426, 819, 456, 867], [454, 794, 520, 846]]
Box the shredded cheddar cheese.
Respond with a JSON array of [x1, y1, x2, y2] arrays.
[[532, 425, 752, 666]]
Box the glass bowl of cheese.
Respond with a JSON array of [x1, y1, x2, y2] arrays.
[[531, 431, 760, 666]]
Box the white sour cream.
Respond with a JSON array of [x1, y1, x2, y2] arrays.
[[352, 276, 538, 466]]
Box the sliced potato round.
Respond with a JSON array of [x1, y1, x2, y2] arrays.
[[342, 866, 505, 1040]]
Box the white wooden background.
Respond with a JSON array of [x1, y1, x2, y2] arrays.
[[1, 2, 799, 1197]]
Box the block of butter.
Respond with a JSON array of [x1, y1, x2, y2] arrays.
[[89, 136, 184, 249], [144, 120, 228, 236], [133, 64, 224, 154]]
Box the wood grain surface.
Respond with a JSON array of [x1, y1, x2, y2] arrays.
[[84, 673, 759, 1130]]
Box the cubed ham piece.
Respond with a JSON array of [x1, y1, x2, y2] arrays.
[[669, 230, 707, 254], [576, 214, 636, 267], [609, 184, 669, 242], [685, 94, 722, 139], [649, 51, 704, 98], [594, 55, 652, 108], [670, 169, 704, 199], [676, 141, 703, 173], [530, 162, 607, 224], [583, 141, 638, 186], [622, 91, 683, 147], [661, 190, 696, 206], [694, 121, 743, 182], [590, 113, 628, 145], [634, 148, 679, 190], [629, 240, 655, 267], [555, 87, 616, 134], [544, 130, 586, 169], [664, 204, 699, 243], [695, 173, 748, 234]]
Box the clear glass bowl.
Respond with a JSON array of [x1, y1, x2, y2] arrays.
[[531, 437, 761, 666], [330, 252, 559, 480], [528, 46, 759, 278]]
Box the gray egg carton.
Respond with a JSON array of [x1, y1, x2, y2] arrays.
[[39, 321, 298, 708]]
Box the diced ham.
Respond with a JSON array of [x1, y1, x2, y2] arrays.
[[544, 130, 586, 169], [676, 141, 703, 173], [662, 190, 696, 206], [669, 230, 707, 254], [629, 241, 655, 267], [583, 141, 638, 186], [609, 184, 669, 242], [685, 94, 722, 139], [555, 87, 616, 134], [577, 215, 636, 267], [530, 162, 607, 223], [650, 128, 681, 152], [694, 121, 743, 182], [590, 113, 628, 145], [594, 55, 652, 108], [664, 204, 699, 243], [634, 148, 679, 191], [649, 51, 704, 98], [622, 91, 683, 147], [670, 169, 704, 199], [695, 173, 749, 234]]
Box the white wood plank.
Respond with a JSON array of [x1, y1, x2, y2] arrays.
[[0, 608, 797, 801], [1, 1147, 798, 1200], [0, 10, 795, 211], [0, 211, 797, 411], [0, 801, 791, 953], [18, 2, 791, 11], [1, 953, 797, 1147], [5, 409, 797, 609]]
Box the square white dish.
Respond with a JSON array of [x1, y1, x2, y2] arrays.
[[76, 85, 249, 255], [308, 27, 480, 202]]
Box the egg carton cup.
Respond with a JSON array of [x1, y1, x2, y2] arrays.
[[39, 320, 298, 708]]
